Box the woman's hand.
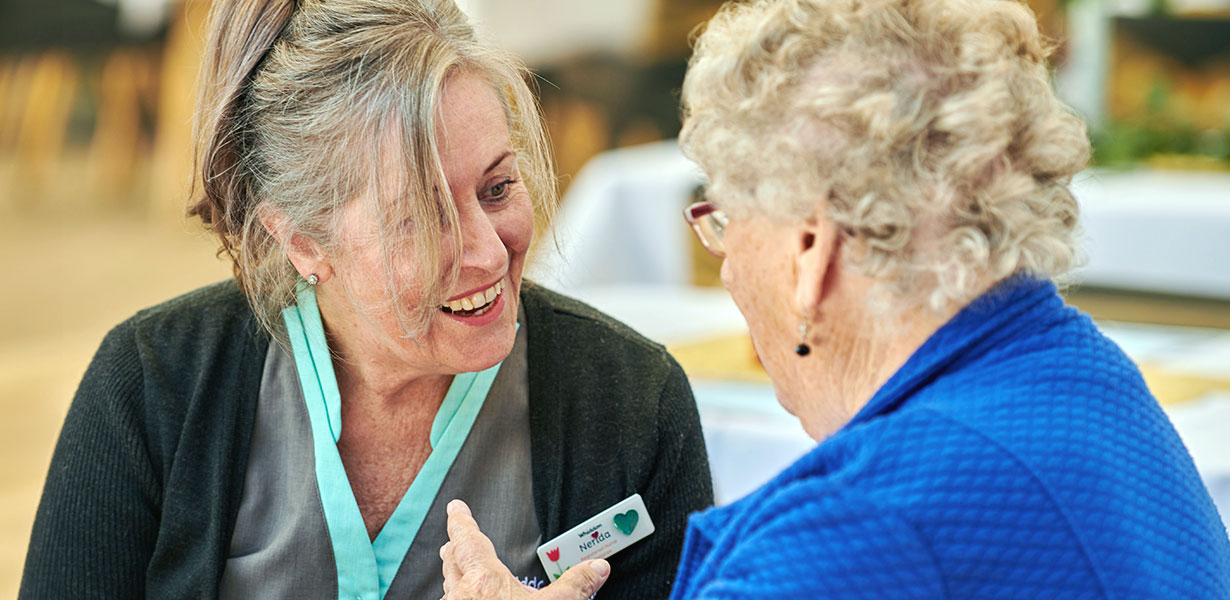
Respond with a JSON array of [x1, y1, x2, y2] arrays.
[[442, 500, 611, 600]]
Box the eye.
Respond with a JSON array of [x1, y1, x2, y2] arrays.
[[482, 178, 519, 204]]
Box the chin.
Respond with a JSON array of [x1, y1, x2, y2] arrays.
[[468, 330, 516, 371], [773, 387, 798, 417], [443, 309, 518, 373], [759, 347, 797, 416]]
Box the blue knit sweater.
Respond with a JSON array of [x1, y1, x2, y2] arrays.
[[670, 276, 1230, 599]]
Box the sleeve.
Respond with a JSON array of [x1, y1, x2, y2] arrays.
[[686, 486, 946, 600], [601, 362, 715, 600], [19, 320, 163, 599]]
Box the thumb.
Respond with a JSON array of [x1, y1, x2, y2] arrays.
[[541, 559, 611, 600]]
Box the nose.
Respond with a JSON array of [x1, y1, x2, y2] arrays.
[[456, 198, 507, 275]]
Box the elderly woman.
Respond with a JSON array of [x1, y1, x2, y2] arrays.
[[439, 0, 1230, 597], [19, 1, 713, 598]]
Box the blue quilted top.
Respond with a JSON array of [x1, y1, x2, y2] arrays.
[[671, 276, 1230, 599]]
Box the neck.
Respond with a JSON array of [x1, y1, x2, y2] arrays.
[[792, 280, 987, 441], [332, 354, 454, 413], [315, 289, 453, 412]]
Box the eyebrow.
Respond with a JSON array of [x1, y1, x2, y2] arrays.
[[484, 150, 515, 175]]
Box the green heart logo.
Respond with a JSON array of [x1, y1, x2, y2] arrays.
[[612, 510, 638, 536]]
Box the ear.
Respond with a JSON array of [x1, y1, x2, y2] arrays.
[[258, 205, 333, 284], [793, 218, 841, 319]]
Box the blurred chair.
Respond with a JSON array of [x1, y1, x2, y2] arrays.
[[0, 0, 167, 213], [150, 0, 209, 222], [88, 48, 158, 205], [5, 52, 78, 210]]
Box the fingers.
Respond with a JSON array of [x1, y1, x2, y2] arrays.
[[442, 499, 522, 599], [441, 542, 462, 596], [446, 500, 499, 570], [440, 541, 460, 578], [541, 559, 611, 600], [448, 498, 472, 519]]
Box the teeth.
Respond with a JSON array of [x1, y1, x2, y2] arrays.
[[442, 279, 504, 314]]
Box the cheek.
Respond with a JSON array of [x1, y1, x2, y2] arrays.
[[725, 253, 792, 384], [720, 229, 793, 367], [498, 196, 535, 257], [340, 245, 394, 295], [721, 235, 772, 318], [722, 252, 773, 338]]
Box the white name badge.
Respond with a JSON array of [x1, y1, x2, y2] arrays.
[[536, 493, 655, 582]]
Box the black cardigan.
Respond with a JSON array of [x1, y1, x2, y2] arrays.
[[20, 280, 713, 598]]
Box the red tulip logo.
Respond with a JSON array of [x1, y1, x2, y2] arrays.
[[546, 547, 560, 562]]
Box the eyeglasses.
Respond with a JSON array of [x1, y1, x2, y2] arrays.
[[684, 201, 728, 258]]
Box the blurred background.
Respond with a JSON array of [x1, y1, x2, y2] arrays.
[[1, 0, 1229, 593]]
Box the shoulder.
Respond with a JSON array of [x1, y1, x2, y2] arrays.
[[45, 282, 268, 595], [688, 477, 945, 598], [911, 305, 1177, 479], [81, 280, 267, 451], [125, 279, 260, 344], [89, 280, 259, 378], [99, 280, 266, 382], [908, 295, 1169, 475], [830, 402, 1221, 596], [520, 283, 681, 388], [520, 283, 667, 354]]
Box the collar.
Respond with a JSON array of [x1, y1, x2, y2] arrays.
[[846, 274, 1058, 428]]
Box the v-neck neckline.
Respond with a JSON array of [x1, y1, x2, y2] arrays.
[[282, 285, 507, 600]]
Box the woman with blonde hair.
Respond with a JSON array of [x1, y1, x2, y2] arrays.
[[440, 0, 1230, 597], [20, 1, 712, 597]]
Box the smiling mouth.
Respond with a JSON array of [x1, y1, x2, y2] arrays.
[[440, 280, 504, 317]]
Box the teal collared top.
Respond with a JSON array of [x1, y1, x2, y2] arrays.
[[282, 285, 507, 600]]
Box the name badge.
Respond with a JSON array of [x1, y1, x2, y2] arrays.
[[536, 493, 655, 582]]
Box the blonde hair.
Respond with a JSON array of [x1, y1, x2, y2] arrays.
[[190, 0, 556, 339], [681, 0, 1089, 310]]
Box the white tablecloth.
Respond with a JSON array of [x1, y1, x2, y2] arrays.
[[1072, 170, 1230, 299]]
